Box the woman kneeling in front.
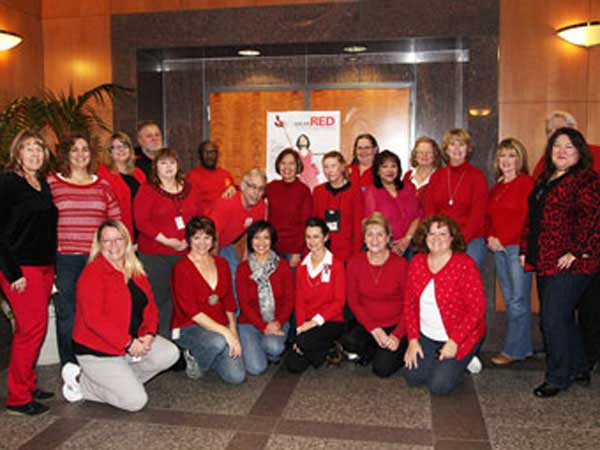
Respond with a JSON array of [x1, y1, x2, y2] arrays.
[[62, 220, 179, 411], [403, 215, 485, 395]]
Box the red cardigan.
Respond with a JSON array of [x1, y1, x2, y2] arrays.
[[424, 162, 488, 243], [404, 253, 486, 359], [295, 254, 345, 325], [312, 182, 363, 262], [236, 258, 294, 331], [520, 170, 600, 276], [134, 182, 203, 255], [347, 252, 407, 338], [73, 255, 158, 356], [97, 165, 146, 240], [347, 163, 373, 194], [171, 255, 236, 328], [266, 179, 313, 254]]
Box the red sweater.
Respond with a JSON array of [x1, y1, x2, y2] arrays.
[[532, 143, 600, 179], [347, 252, 407, 338], [208, 191, 266, 248], [347, 163, 373, 194], [97, 165, 146, 240], [295, 254, 345, 325], [171, 255, 236, 328], [424, 162, 488, 242], [266, 179, 313, 254], [73, 255, 158, 356], [134, 182, 202, 255], [186, 165, 235, 214], [403, 169, 435, 208], [485, 174, 534, 246], [404, 253, 486, 359], [236, 259, 294, 331], [48, 174, 122, 254], [312, 182, 363, 262]]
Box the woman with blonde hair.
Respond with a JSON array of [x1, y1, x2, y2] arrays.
[[61, 220, 179, 411], [1, 130, 57, 416], [403, 136, 444, 205]]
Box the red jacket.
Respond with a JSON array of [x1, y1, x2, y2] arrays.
[[73, 255, 158, 356], [404, 253, 486, 359], [236, 258, 294, 331], [97, 165, 146, 240]]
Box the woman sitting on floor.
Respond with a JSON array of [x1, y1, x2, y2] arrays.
[[62, 220, 179, 412]]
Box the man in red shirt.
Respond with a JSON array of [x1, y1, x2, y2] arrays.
[[134, 121, 163, 178], [208, 168, 267, 295], [187, 141, 236, 214]]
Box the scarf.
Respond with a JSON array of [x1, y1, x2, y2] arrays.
[[248, 250, 279, 322]]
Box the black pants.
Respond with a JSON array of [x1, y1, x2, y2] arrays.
[[285, 322, 344, 373], [578, 270, 600, 368], [341, 323, 407, 377]]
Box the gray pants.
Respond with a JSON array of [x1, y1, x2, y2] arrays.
[[76, 336, 179, 411]]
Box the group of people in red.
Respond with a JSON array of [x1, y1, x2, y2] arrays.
[[1, 109, 599, 417]]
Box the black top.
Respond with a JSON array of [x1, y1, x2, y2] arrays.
[[134, 146, 153, 178], [121, 173, 141, 201], [0, 173, 58, 283]]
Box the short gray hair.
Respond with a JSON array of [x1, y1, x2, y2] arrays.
[[241, 168, 267, 187], [545, 110, 578, 134]]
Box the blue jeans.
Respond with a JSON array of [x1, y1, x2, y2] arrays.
[[55, 253, 88, 366], [176, 325, 245, 384], [238, 322, 289, 375], [402, 334, 480, 396], [537, 272, 591, 388], [466, 238, 486, 270], [219, 245, 240, 305], [494, 245, 533, 359]]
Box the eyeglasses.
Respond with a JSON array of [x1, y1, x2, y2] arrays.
[[111, 144, 129, 151], [245, 183, 265, 192]]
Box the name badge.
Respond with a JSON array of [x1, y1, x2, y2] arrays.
[[325, 209, 340, 232], [244, 217, 253, 228], [172, 328, 181, 340], [175, 216, 185, 230]]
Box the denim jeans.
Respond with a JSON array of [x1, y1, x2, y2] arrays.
[[466, 237, 486, 270], [176, 325, 245, 384], [402, 334, 481, 395], [219, 245, 240, 305], [537, 272, 591, 388], [55, 253, 88, 366], [238, 322, 289, 375], [494, 245, 533, 359]]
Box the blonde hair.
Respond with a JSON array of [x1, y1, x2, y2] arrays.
[[362, 212, 392, 238], [493, 138, 530, 180], [441, 128, 474, 162], [5, 129, 51, 176], [89, 220, 145, 279], [410, 136, 443, 169], [104, 131, 136, 174]]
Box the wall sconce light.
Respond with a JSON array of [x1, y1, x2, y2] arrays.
[[238, 49, 261, 57], [468, 108, 492, 117], [343, 45, 367, 53], [0, 30, 23, 51], [556, 22, 600, 47]]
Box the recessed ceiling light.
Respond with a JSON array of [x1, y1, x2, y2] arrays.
[[343, 45, 367, 53], [238, 49, 261, 56]]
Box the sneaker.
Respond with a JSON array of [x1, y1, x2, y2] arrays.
[[183, 349, 203, 379], [6, 400, 49, 416], [466, 355, 483, 374], [61, 362, 83, 402]]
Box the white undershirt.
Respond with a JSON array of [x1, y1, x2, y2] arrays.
[[419, 279, 449, 341]]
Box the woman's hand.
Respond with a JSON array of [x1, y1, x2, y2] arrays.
[[296, 320, 317, 335], [404, 339, 423, 369], [557, 252, 576, 270], [385, 334, 400, 352], [10, 277, 26, 293], [224, 330, 242, 358], [391, 237, 410, 255], [264, 321, 284, 336], [438, 339, 458, 360], [156, 233, 188, 251], [371, 327, 389, 348], [519, 255, 526, 268], [487, 236, 504, 252], [288, 253, 301, 268], [138, 334, 154, 353]]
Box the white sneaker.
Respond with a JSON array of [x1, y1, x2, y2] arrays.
[[183, 349, 203, 379], [61, 363, 83, 402], [466, 355, 483, 374]]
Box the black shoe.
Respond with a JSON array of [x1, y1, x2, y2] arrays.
[[32, 389, 55, 400], [533, 382, 562, 398], [6, 400, 50, 416], [572, 372, 591, 387]]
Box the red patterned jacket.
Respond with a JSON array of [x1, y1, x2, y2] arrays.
[[520, 169, 600, 276], [404, 253, 486, 360]]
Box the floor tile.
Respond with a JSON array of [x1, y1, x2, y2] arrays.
[[265, 434, 433, 450], [226, 432, 270, 450], [434, 439, 491, 450], [0, 412, 57, 450], [487, 424, 600, 450]]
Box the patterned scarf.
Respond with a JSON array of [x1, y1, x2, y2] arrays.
[[248, 250, 279, 322]]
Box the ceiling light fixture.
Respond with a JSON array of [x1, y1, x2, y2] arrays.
[[238, 49, 261, 57], [343, 45, 367, 53], [556, 21, 600, 47], [0, 30, 23, 51]]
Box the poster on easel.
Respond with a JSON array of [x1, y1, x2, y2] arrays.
[[266, 111, 341, 191]]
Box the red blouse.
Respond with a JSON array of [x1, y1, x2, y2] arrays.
[[348, 163, 373, 194]]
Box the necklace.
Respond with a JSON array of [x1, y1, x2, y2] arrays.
[[447, 166, 467, 206]]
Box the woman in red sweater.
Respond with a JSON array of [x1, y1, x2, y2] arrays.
[[312, 151, 363, 263], [61, 220, 179, 412], [98, 132, 147, 240], [347, 133, 379, 194], [134, 148, 202, 338], [236, 221, 293, 375], [171, 216, 245, 384], [486, 138, 534, 365], [424, 129, 488, 269], [285, 218, 345, 373], [265, 148, 313, 269], [403, 136, 443, 206], [342, 213, 408, 377], [403, 215, 486, 395]]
